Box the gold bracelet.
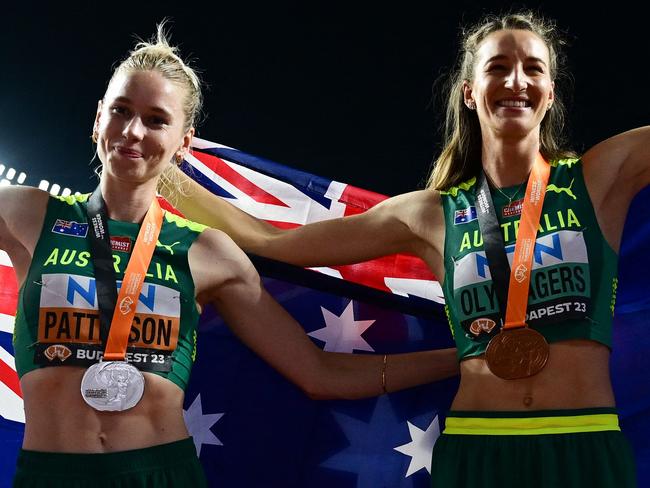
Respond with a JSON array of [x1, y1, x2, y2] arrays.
[[381, 354, 388, 394]]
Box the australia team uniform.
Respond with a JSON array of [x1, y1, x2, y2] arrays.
[[12, 193, 208, 487], [433, 159, 636, 487]]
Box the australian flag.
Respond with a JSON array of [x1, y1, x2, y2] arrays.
[[453, 206, 477, 225], [1, 137, 650, 487], [51, 219, 89, 238]]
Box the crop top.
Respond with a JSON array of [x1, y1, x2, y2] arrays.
[[440, 159, 618, 359], [13, 193, 207, 390]]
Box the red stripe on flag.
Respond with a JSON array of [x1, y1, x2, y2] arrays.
[[0, 265, 18, 316], [0, 357, 22, 398], [192, 151, 289, 207], [340, 183, 388, 216]]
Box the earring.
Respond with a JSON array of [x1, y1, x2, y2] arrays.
[[467, 101, 476, 110], [175, 153, 184, 166]]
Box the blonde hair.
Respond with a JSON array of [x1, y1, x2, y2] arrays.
[[427, 10, 577, 190], [104, 21, 203, 200]]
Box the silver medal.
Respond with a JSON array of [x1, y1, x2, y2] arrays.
[[80, 361, 145, 411]]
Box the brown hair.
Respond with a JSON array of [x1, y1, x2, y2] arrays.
[[427, 10, 577, 190]]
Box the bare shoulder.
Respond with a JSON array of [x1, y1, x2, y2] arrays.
[[0, 186, 50, 251], [581, 126, 650, 250], [188, 227, 257, 302], [375, 189, 442, 229], [582, 126, 650, 205], [378, 188, 445, 273]]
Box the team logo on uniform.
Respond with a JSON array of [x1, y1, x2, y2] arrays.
[[52, 219, 89, 238], [44, 344, 72, 362], [546, 179, 577, 200], [469, 318, 496, 336], [156, 240, 181, 255], [454, 207, 477, 225], [110, 236, 132, 253], [502, 199, 523, 217]]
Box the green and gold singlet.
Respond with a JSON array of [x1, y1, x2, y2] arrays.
[[13, 194, 207, 390], [440, 159, 618, 359]]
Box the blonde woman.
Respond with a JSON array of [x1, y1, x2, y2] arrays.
[[0, 26, 458, 487]]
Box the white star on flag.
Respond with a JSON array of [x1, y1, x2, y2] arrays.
[[309, 300, 375, 352], [183, 394, 224, 456], [393, 415, 441, 477]]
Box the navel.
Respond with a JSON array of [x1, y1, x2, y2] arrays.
[[523, 395, 534, 407]]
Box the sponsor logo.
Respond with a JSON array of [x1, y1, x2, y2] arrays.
[[119, 296, 134, 315], [476, 190, 490, 215], [546, 179, 577, 200], [514, 264, 528, 283], [110, 236, 132, 253], [43, 344, 72, 361], [469, 318, 496, 337], [156, 240, 180, 255], [38, 274, 181, 351], [52, 219, 89, 238], [502, 199, 523, 218]]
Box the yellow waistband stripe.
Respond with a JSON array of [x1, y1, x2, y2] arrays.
[[443, 414, 620, 436]]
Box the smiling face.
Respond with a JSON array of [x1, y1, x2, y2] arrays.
[[463, 29, 555, 141], [94, 70, 193, 185]]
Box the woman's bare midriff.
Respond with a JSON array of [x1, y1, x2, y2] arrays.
[[20, 367, 189, 453], [451, 339, 615, 411]]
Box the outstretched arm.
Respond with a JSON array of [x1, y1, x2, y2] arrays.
[[190, 229, 458, 400], [164, 165, 442, 268], [582, 125, 650, 250]]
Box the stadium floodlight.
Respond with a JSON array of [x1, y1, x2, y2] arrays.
[[61, 188, 72, 197], [38, 180, 49, 191], [0, 165, 5, 177], [0, 179, 10, 187], [49, 184, 61, 196], [5, 168, 16, 181], [17, 172, 26, 184]]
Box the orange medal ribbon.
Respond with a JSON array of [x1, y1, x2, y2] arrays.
[[485, 153, 551, 379], [103, 199, 163, 360]]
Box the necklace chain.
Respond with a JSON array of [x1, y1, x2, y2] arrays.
[[485, 173, 527, 204]]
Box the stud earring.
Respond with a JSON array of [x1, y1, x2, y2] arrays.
[[175, 153, 184, 166], [467, 101, 476, 110]]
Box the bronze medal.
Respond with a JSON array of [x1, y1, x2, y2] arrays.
[[485, 327, 549, 380]]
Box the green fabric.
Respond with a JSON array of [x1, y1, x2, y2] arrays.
[[431, 410, 637, 488], [13, 194, 206, 390], [440, 159, 618, 359], [13, 438, 207, 488]]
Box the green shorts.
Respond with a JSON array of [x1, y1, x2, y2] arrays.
[[431, 408, 637, 488], [13, 437, 207, 488]]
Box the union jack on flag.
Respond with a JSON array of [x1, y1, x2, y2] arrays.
[[51, 218, 89, 238], [1, 137, 650, 487]]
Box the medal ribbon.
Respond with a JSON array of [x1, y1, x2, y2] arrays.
[[503, 154, 550, 328], [475, 153, 550, 329], [86, 188, 163, 361]]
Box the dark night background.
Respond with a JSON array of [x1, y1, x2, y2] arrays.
[[0, 2, 646, 197]]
